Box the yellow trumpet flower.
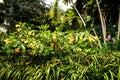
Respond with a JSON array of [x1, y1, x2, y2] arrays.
[[28, 31, 32, 36], [4, 39, 11, 44], [69, 37, 74, 44], [75, 35, 78, 42], [27, 43, 34, 47], [21, 39, 25, 42], [89, 37, 94, 42], [36, 45, 39, 49], [15, 24, 20, 28], [76, 48, 82, 52], [52, 34, 57, 40], [80, 37, 83, 41], [16, 28, 21, 32], [19, 34, 23, 38]]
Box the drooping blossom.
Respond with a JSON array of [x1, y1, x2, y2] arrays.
[[105, 34, 111, 41]]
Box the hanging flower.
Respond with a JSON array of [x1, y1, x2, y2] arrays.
[[15, 48, 20, 53], [106, 34, 111, 41]]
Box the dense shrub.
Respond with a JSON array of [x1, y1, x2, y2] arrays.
[[0, 23, 120, 80], [0, 23, 99, 63]]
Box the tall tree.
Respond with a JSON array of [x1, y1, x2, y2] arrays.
[[3, 0, 48, 32]]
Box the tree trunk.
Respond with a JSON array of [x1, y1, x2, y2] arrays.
[[71, 1, 86, 27], [96, 0, 107, 46], [118, 5, 120, 39]]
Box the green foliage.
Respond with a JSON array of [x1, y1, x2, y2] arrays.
[[1, 0, 49, 33], [47, 3, 83, 31], [47, 0, 60, 30], [0, 22, 120, 79], [0, 22, 98, 65], [1, 22, 98, 58], [0, 0, 120, 79], [63, 9, 83, 30]]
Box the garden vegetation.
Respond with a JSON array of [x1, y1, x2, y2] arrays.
[[0, 0, 120, 80]]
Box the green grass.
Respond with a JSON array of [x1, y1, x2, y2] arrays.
[[0, 52, 120, 80]]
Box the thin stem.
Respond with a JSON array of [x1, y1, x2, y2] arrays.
[[71, 1, 86, 27], [118, 5, 120, 39], [96, 0, 107, 46]]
